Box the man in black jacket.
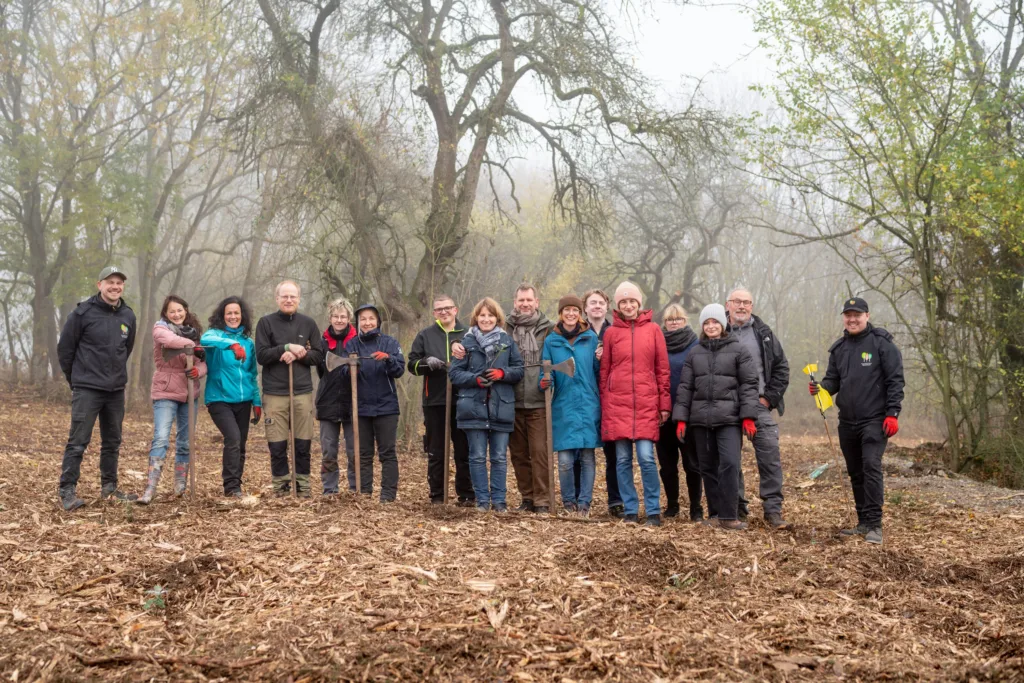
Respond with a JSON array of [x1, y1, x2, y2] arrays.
[[726, 288, 791, 529], [407, 294, 474, 506], [255, 280, 324, 497], [56, 266, 138, 511], [811, 297, 905, 545]]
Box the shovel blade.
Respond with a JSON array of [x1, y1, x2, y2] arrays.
[[802, 363, 818, 376], [550, 357, 575, 378]]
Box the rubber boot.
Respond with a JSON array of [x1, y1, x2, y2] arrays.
[[137, 458, 164, 505], [296, 474, 311, 499], [174, 462, 188, 497], [272, 475, 291, 497]]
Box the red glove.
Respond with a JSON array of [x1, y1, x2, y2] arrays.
[[808, 381, 819, 395], [540, 376, 552, 390], [251, 406, 262, 425], [676, 421, 686, 440], [742, 419, 757, 438], [484, 368, 505, 382], [371, 351, 389, 361], [229, 343, 246, 361], [883, 416, 899, 437], [185, 367, 200, 379]]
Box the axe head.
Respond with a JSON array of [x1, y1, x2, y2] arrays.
[[162, 346, 195, 363], [326, 353, 359, 372], [550, 357, 575, 378]]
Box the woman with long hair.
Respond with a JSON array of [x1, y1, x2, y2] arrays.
[[138, 295, 207, 503], [200, 296, 262, 497]]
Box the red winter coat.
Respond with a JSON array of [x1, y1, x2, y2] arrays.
[[599, 309, 670, 441]]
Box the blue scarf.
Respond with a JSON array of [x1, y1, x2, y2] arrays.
[[468, 326, 504, 363]]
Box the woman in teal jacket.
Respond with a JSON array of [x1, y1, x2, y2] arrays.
[[201, 296, 262, 497], [539, 295, 601, 516]]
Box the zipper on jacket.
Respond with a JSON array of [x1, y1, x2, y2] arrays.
[[707, 345, 716, 428], [631, 322, 636, 438]]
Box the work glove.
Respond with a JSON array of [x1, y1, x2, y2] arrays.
[[882, 416, 899, 437], [676, 421, 686, 441], [742, 418, 757, 439], [484, 368, 505, 382], [229, 343, 246, 361], [808, 380, 820, 396], [251, 406, 262, 425], [424, 356, 446, 371], [185, 367, 200, 379], [371, 351, 389, 361], [539, 375, 552, 391], [476, 376, 493, 388], [193, 346, 205, 362]]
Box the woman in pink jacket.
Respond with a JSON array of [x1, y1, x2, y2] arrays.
[[138, 295, 207, 503]]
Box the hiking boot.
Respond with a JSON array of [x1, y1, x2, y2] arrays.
[[766, 513, 792, 530], [645, 514, 662, 527], [173, 462, 188, 497], [475, 503, 490, 513], [137, 457, 163, 505], [271, 475, 291, 497], [58, 487, 85, 512], [457, 498, 476, 508], [719, 519, 748, 531], [737, 507, 749, 522], [840, 523, 870, 537], [608, 504, 625, 519], [563, 502, 578, 514], [101, 483, 138, 502], [622, 513, 638, 524], [689, 509, 704, 523], [663, 505, 680, 518], [578, 504, 591, 518], [430, 497, 444, 505], [516, 499, 535, 513], [295, 474, 311, 499], [865, 527, 883, 545], [224, 490, 243, 498], [491, 503, 509, 513], [533, 505, 550, 515], [702, 517, 720, 528]]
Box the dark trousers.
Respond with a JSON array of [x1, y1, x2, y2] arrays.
[[208, 401, 252, 494], [603, 441, 622, 507], [738, 404, 785, 517], [424, 405, 474, 502], [59, 388, 125, 490], [838, 419, 887, 527], [358, 414, 400, 501], [693, 426, 741, 520], [319, 419, 354, 493], [269, 439, 312, 478], [656, 421, 703, 515]]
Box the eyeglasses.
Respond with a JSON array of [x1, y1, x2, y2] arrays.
[[728, 299, 752, 307], [665, 318, 686, 323], [433, 305, 456, 314]]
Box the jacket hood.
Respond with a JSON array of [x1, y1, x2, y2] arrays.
[[611, 308, 653, 328]]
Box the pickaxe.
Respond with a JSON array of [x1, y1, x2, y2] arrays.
[[324, 353, 363, 493]]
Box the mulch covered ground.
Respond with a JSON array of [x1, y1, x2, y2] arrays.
[[0, 390, 1022, 681]]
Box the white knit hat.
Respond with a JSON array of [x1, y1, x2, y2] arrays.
[[699, 303, 728, 330], [614, 281, 643, 307]]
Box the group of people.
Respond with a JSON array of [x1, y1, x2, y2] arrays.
[[55, 267, 905, 543]]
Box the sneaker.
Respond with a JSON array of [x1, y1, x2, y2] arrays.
[[644, 514, 662, 527], [533, 505, 550, 515], [225, 490, 244, 498], [491, 503, 509, 513], [58, 487, 85, 512], [663, 505, 680, 518], [578, 504, 591, 518], [840, 523, 870, 537], [563, 502, 578, 514], [516, 499, 535, 513], [475, 504, 490, 513], [456, 499, 476, 508], [101, 484, 138, 502], [865, 527, 883, 545], [608, 504, 625, 519], [766, 513, 792, 530], [719, 519, 748, 531], [623, 513, 638, 524]]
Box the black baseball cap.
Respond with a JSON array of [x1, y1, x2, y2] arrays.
[[842, 297, 869, 313], [98, 266, 127, 281]]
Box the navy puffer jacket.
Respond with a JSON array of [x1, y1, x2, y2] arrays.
[[342, 329, 405, 417], [448, 330, 525, 432]]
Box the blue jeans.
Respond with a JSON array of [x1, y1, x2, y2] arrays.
[[465, 429, 510, 506], [615, 439, 661, 516], [558, 449, 595, 507], [148, 399, 194, 465]]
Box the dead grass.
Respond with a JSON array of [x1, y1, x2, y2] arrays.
[[0, 389, 1023, 681]]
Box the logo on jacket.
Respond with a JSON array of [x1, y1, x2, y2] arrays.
[[120, 323, 129, 338], [861, 351, 873, 366]]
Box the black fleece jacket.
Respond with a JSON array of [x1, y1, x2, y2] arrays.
[[821, 323, 905, 423], [57, 294, 137, 392], [255, 310, 324, 396]]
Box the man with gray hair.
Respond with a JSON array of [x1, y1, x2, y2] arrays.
[[725, 286, 791, 529]]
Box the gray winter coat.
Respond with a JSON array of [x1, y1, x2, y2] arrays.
[[672, 335, 760, 428]]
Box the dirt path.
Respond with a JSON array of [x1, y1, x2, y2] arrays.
[[0, 394, 1022, 681]]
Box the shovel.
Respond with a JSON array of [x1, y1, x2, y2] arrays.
[[802, 363, 839, 463]]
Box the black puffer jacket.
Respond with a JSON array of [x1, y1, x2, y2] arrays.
[[672, 334, 760, 428]]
